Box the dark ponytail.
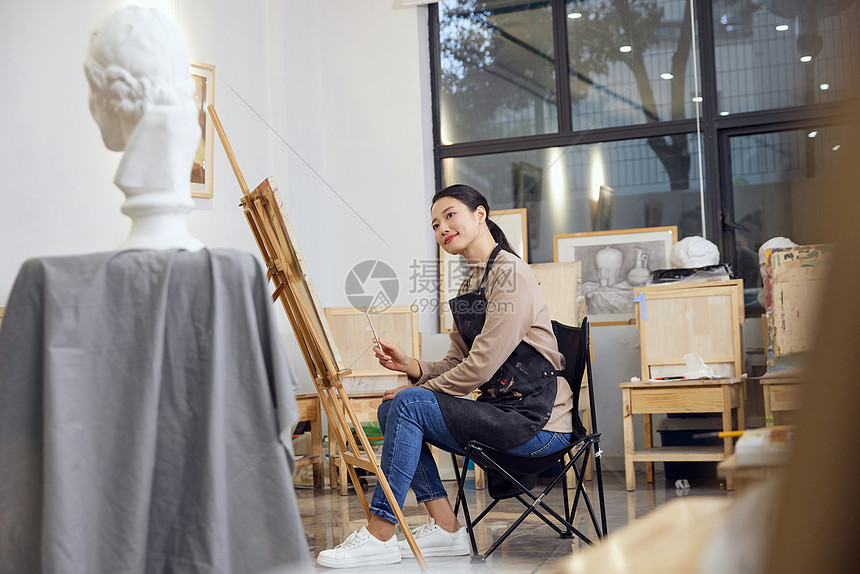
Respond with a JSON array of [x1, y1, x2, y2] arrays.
[[432, 184, 521, 258]]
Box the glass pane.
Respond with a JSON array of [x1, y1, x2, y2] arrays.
[[566, 0, 701, 130], [438, 0, 557, 143], [441, 134, 703, 264], [729, 126, 844, 291], [713, 0, 860, 114]]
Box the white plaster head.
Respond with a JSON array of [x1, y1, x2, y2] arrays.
[[83, 6, 195, 151], [758, 236, 798, 283], [83, 6, 203, 251], [670, 236, 720, 268]]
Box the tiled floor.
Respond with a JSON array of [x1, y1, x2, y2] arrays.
[[297, 465, 730, 573]]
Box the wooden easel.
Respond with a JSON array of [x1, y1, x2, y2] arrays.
[[207, 105, 427, 569]]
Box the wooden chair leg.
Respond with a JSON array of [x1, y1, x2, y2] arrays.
[[328, 420, 338, 490], [622, 389, 636, 491], [722, 385, 734, 491], [310, 401, 324, 488], [644, 413, 654, 483]]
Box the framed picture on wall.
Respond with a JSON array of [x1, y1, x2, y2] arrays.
[[514, 161, 542, 254], [554, 226, 677, 326], [190, 61, 215, 199], [439, 208, 528, 332]]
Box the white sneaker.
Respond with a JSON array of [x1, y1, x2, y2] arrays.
[[399, 518, 471, 558], [317, 526, 401, 569]]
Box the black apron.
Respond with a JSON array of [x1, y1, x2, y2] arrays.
[[433, 245, 560, 451]]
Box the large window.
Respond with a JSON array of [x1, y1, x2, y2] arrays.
[[566, 0, 701, 130], [713, 0, 860, 114], [439, 0, 557, 142], [442, 135, 702, 262], [727, 125, 845, 288], [431, 0, 856, 311]]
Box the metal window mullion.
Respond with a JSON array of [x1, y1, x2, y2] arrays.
[[438, 118, 700, 159], [552, 0, 572, 134], [696, 0, 722, 245], [428, 2, 443, 190]]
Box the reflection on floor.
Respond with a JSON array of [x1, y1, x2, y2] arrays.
[[298, 468, 730, 573]]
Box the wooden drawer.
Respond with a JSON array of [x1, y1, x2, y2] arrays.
[[629, 386, 726, 414]]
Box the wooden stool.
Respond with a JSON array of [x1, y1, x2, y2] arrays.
[[294, 393, 325, 489], [620, 376, 746, 491]]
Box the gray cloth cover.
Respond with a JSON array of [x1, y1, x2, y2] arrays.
[[0, 249, 312, 573]]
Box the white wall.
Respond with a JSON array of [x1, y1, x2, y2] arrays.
[[0, 0, 437, 394], [0, 0, 272, 294]]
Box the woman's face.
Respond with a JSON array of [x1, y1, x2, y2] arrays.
[[430, 196, 485, 255]]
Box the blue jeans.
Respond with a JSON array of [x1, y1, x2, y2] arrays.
[[368, 387, 571, 523]]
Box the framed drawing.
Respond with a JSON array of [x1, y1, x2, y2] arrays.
[[593, 185, 614, 231], [190, 61, 215, 198], [439, 208, 528, 333], [554, 226, 677, 326]]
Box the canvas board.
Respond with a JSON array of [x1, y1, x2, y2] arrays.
[[254, 176, 346, 372], [530, 261, 584, 327], [766, 244, 832, 371], [325, 305, 419, 378]]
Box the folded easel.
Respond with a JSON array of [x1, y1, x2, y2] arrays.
[[208, 105, 427, 569]]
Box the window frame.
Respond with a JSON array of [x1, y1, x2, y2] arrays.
[[428, 0, 851, 289]]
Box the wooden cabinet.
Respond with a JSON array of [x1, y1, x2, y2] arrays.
[[620, 280, 746, 490]]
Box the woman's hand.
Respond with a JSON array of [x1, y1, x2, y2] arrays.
[[373, 338, 419, 378], [382, 385, 411, 402]]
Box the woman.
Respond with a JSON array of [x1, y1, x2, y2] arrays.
[[317, 184, 574, 569]]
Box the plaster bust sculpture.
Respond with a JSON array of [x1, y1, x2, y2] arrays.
[[670, 236, 720, 268], [84, 6, 203, 250], [758, 236, 798, 285]]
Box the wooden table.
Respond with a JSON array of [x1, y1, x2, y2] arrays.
[[294, 393, 325, 489], [619, 376, 746, 491], [759, 369, 805, 426]]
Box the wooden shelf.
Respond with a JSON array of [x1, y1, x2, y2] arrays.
[[631, 446, 726, 463]]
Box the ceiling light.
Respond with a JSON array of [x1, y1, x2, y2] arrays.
[[692, 96, 703, 103], [800, 55, 813, 63], [719, 111, 730, 116], [808, 131, 818, 138], [660, 73, 674, 80], [568, 12, 582, 19], [833, 145, 841, 151], [619, 45, 632, 53], [775, 24, 789, 32], [820, 83, 830, 90]]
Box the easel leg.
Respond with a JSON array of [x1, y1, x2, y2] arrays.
[[328, 420, 338, 490], [345, 464, 372, 521]]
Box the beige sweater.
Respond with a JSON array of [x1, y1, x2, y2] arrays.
[[413, 249, 574, 434]]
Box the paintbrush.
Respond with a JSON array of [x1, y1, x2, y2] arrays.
[[365, 306, 380, 347]]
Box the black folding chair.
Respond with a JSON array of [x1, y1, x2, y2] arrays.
[[451, 318, 607, 562]]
